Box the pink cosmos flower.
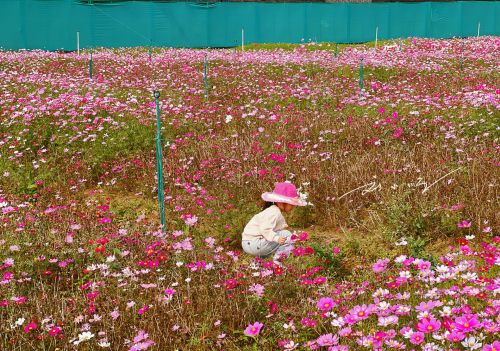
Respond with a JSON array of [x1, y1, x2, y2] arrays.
[[317, 297, 335, 311], [348, 304, 375, 322], [138, 305, 149, 315], [298, 232, 308, 241], [98, 217, 111, 224], [129, 330, 154, 351], [409, 331, 425, 345], [373, 259, 390, 273], [330, 346, 348, 351], [339, 327, 352, 337], [316, 333, 338, 347], [457, 219, 471, 228], [417, 317, 441, 334], [446, 331, 466, 342], [417, 261, 431, 271], [244, 322, 263, 337], [301, 318, 317, 328], [129, 341, 154, 351], [313, 277, 327, 285], [184, 215, 198, 227], [110, 309, 120, 320], [249, 283, 265, 297], [372, 331, 387, 347], [415, 301, 437, 312], [392, 127, 403, 139]]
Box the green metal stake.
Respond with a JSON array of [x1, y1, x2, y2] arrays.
[[334, 43, 338, 57], [399, 41, 402, 51], [359, 58, 364, 92], [460, 41, 464, 71], [149, 40, 152, 61], [154, 90, 166, 232], [89, 50, 93, 80], [203, 53, 209, 100]]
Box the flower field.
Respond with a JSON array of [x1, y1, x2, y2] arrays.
[[0, 37, 499, 350]]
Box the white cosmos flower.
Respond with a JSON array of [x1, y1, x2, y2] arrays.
[[395, 237, 408, 246], [402, 329, 414, 338], [399, 270, 412, 278], [372, 288, 389, 298], [98, 339, 111, 348], [331, 317, 345, 327], [436, 265, 449, 273], [73, 331, 95, 345], [395, 255, 407, 264], [11, 317, 25, 329], [461, 272, 478, 281], [378, 301, 391, 310], [461, 337, 482, 350], [283, 341, 298, 350], [440, 306, 452, 317]]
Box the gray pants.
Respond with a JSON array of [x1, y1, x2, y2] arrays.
[[242, 230, 293, 260]]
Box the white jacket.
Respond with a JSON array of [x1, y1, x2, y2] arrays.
[[242, 205, 287, 243]]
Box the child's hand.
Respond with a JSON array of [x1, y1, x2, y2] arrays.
[[278, 237, 287, 245]]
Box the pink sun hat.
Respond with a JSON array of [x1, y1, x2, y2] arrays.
[[261, 181, 308, 207]]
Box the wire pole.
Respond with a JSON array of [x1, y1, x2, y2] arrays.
[[359, 57, 364, 92], [89, 50, 93, 80], [241, 29, 244, 51], [77, 32, 80, 55], [203, 53, 209, 100], [154, 91, 166, 232], [460, 41, 464, 71]]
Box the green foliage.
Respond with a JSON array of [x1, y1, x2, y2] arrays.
[[311, 243, 349, 278], [405, 236, 439, 266], [364, 66, 401, 82]]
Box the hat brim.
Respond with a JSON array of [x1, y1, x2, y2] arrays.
[[261, 192, 308, 206]]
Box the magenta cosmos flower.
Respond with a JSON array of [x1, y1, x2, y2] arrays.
[[417, 317, 441, 333], [317, 297, 335, 311], [164, 288, 176, 296], [454, 314, 480, 333], [24, 322, 37, 333], [483, 341, 500, 351], [244, 322, 263, 337], [48, 326, 62, 336]]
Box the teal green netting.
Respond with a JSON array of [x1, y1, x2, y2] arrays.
[[1, 1, 499, 50]]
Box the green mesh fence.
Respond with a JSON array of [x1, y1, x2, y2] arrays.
[[1, 1, 498, 50]]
